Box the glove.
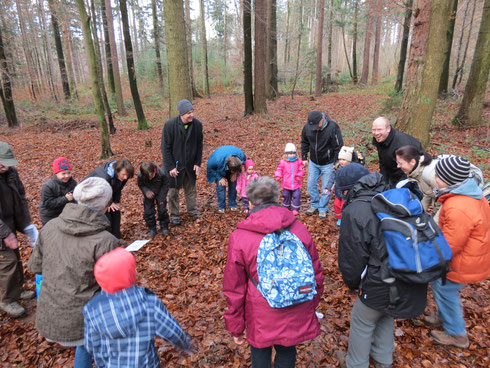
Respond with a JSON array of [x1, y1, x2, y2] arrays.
[[23, 224, 39, 247]]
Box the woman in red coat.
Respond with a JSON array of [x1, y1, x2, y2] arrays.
[[223, 176, 324, 368]]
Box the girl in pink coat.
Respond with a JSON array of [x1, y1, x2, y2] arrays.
[[236, 160, 259, 213], [275, 143, 305, 215]]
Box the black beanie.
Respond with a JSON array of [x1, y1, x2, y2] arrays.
[[435, 156, 470, 186], [335, 163, 370, 193], [307, 110, 323, 126]]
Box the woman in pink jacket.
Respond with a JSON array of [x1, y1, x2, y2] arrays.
[[274, 143, 305, 215], [223, 177, 324, 368], [236, 160, 259, 213]]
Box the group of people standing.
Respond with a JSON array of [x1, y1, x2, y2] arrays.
[[0, 98, 489, 368]]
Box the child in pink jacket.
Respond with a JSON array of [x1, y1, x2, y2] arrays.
[[275, 143, 305, 215], [236, 160, 259, 213]]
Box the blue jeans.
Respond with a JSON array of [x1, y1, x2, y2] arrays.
[[431, 278, 466, 336], [74, 345, 92, 368], [307, 161, 334, 212], [216, 178, 237, 210]]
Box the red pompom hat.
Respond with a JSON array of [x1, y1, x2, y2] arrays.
[[94, 247, 136, 294], [52, 157, 72, 174]]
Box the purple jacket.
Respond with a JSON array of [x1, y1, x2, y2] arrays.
[[275, 159, 305, 190], [223, 205, 324, 348]]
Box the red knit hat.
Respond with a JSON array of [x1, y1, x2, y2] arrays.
[[94, 248, 136, 294], [52, 157, 72, 174]]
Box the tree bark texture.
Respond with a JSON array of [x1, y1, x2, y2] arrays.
[[352, 0, 359, 84], [291, 0, 303, 100], [199, 0, 210, 96], [326, 1, 333, 87], [454, 0, 490, 126], [395, 0, 413, 92], [101, 0, 116, 102], [163, 0, 192, 117], [254, 0, 267, 112], [360, 0, 374, 85], [38, 0, 58, 101], [315, 0, 325, 96], [16, 0, 38, 100], [372, 0, 382, 84], [438, 0, 458, 94], [185, 0, 200, 98], [0, 24, 19, 127], [268, 0, 278, 99], [455, 0, 477, 87], [152, 0, 164, 91], [243, 0, 254, 114]]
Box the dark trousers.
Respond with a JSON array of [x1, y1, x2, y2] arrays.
[[282, 188, 301, 210], [143, 186, 169, 230], [241, 197, 249, 210], [0, 248, 24, 303], [250, 345, 297, 368], [106, 210, 121, 239]]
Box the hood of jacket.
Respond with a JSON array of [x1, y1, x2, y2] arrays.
[[57, 203, 110, 236], [436, 177, 482, 201], [237, 204, 297, 234], [344, 172, 390, 208]]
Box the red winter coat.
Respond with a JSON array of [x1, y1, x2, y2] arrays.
[[223, 205, 324, 348]]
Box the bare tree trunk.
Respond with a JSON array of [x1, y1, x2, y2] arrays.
[[265, 0, 270, 99], [326, 0, 333, 87], [243, 0, 254, 115], [372, 0, 382, 84], [75, 0, 113, 158], [398, 0, 452, 146], [360, 0, 374, 85], [254, 0, 267, 112], [185, 0, 200, 98], [120, 0, 148, 129], [163, 0, 192, 117], [438, 0, 458, 94], [0, 24, 19, 127], [105, 0, 125, 115], [284, 0, 290, 64], [454, 0, 490, 126], [341, 18, 353, 80], [395, 0, 413, 92], [456, 0, 476, 87], [38, 0, 58, 101], [352, 0, 359, 84], [152, 0, 164, 91], [130, 0, 139, 63], [315, 0, 325, 96], [268, 0, 278, 99], [451, 0, 470, 90], [16, 0, 38, 100], [199, 0, 210, 96], [291, 0, 303, 100], [101, 0, 115, 103], [60, 17, 79, 99]]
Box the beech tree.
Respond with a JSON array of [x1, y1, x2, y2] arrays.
[[315, 0, 325, 96], [243, 0, 254, 115], [395, 0, 413, 92], [199, 0, 210, 96], [254, 0, 267, 113], [0, 23, 19, 127]]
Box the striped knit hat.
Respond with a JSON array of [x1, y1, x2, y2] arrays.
[[435, 156, 470, 186]]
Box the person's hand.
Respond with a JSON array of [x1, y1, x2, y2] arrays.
[[302, 160, 308, 166], [218, 178, 227, 186], [233, 336, 245, 345], [65, 192, 74, 201], [169, 168, 179, 178], [145, 191, 155, 199], [3, 233, 18, 249], [109, 202, 121, 212], [230, 173, 237, 182], [193, 165, 200, 176]]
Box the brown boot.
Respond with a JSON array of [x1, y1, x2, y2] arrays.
[[430, 330, 469, 349], [422, 313, 442, 327]]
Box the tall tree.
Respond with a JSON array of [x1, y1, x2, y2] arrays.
[[185, 0, 200, 97], [438, 0, 458, 94], [325, 0, 333, 87], [371, 0, 382, 84], [199, 0, 210, 96], [454, 0, 490, 126], [394, 0, 413, 92], [243, 0, 254, 114], [359, 0, 375, 85], [100, 0, 115, 101], [352, 0, 359, 84], [291, 0, 303, 100], [283, 0, 290, 64], [75, 0, 113, 158], [315, 0, 325, 96], [254, 0, 267, 112], [397, 0, 453, 146], [268, 0, 278, 98], [38, 0, 58, 101], [0, 23, 19, 127], [120, 0, 148, 129], [152, 0, 164, 90], [104, 0, 125, 115], [453, 0, 476, 88], [16, 0, 38, 100], [163, 0, 192, 117], [60, 16, 79, 99]]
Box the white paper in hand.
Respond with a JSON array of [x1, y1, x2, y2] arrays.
[[125, 240, 150, 252]]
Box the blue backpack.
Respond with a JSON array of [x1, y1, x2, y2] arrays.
[[248, 228, 316, 308], [371, 188, 452, 285]]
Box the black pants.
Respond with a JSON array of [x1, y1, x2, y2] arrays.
[[250, 345, 297, 368], [106, 210, 121, 239], [143, 186, 169, 229]]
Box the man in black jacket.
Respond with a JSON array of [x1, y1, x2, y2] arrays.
[[372, 117, 424, 186], [301, 110, 343, 219], [335, 167, 428, 368], [161, 99, 203, 226]]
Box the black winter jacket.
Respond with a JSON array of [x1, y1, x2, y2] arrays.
[[85, 161, 128, 203], [301, 114, 343, 165], [161, 115, 203, 188], [338, 172, 427, 319], [137, 166, 168, 195], [39, 175, 77, 225], [372, 127, 424, 185]]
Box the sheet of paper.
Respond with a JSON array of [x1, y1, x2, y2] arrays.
[[125, 240, 150, 252]]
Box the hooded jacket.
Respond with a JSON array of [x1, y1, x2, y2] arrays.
[[236, 171, 259, 197], [28, 203, 120, 342], [405, 156, 438, 211], [223, 205, 324, 348], [437, 178, 490, 284], [275, 158, 305, 190], [83, 286, 191, 368], [39, 175, 77, 225], [137, 166, 169, 196], [338, 172, 428, 319], [301, 114, 343, 165], [206, 146, 246, 184], [85, 161, 128, 203]]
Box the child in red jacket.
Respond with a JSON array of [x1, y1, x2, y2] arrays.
[[275, 143, 305, 215]]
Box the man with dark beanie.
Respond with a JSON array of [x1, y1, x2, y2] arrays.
[[161, 99, 203, 226], [301, 110, 343, 219]]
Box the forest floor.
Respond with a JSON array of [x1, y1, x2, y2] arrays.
[[0, 90, 489, 367]]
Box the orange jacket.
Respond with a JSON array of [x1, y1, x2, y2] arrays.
[[438, 192, 490, 284]]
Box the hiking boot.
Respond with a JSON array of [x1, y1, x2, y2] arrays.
[[171, 218, 181, 226], [430, 330, 469, 349], [0, 301, 25, 318], [159, 227, 169, 236], [20, 290, 36, 300], [422, 313, 442, 327], [334, 350, 347, 368], [292, 210, 299, 215], [230, 207, 238, 211], [373, 359, 392, 368], [319, 211, 327, 219], [305, 207, 317, 216], [148, 228, 157, 238], [243, 209, 249, 214]]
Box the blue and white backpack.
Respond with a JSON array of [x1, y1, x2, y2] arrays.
[[248, 228, 316, 308]]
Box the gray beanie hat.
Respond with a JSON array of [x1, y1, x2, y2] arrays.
[[177, 99, 194, 116], [435, 156, 470, 186], [74, 177, 113, 211]]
